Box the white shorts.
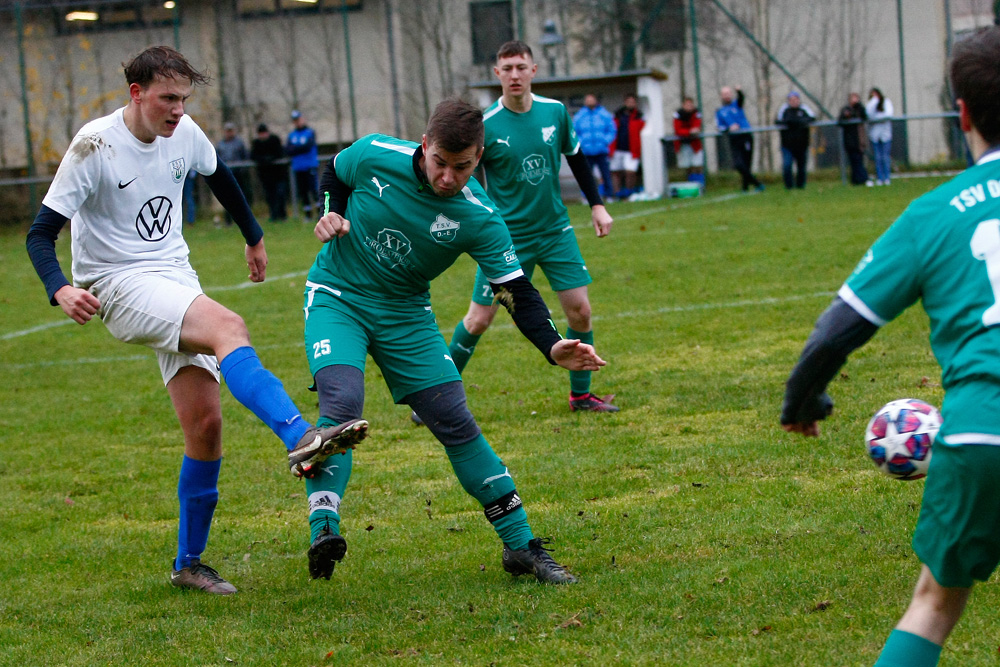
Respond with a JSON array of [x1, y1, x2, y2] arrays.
[[91, 268, 219, 386], [610, 150, 640, 172], [677, 144, 704, 168]]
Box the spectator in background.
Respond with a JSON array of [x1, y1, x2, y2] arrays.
[[573, 94, 616, 198], [286, 110, 320, 220], [251, 123, 288, 222], [183, 169, 197, 224], [673, 96, 704, 186], [217, 122, 252, 225], [776, 91, 815, 190], [866, 87, 894, 186], [610, 93, 645, 198], [839, 92, 871, 186], [716, 85, 764, 192]]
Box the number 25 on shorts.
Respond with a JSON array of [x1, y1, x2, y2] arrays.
[[313, 339, 331, 359]]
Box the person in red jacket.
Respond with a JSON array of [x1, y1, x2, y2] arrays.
[[673, 97, 704, 185], [610, 93, 645, 198]]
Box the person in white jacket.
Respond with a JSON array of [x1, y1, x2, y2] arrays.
[[866, 87, 894, 185]]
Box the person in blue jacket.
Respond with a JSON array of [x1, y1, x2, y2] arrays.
[[715, 86, 763, 192], [286, 110, 319, 220], [573, 94, 616, 197]]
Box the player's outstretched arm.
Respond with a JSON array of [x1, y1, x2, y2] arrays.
[[26, 204, 101, 323], [551, 338, 606, 371], [781, 297, 878, 436]]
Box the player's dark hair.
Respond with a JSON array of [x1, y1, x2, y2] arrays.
[[425, 98, 484, 153], [123, 46, 209, 88], [496, 40, 533, 61], [951, 26, 1000, 145]]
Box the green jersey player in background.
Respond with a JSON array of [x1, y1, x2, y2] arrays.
[[441, 40, 618, 415], [782, 26, 1000, 666], [302, 99, 605, 583]]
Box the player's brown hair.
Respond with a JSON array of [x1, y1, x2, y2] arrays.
[[425, 98, 484, 153], [496, 40, 533, 61], [123, 46, 209, 88], [950, 26, 1000, 145]]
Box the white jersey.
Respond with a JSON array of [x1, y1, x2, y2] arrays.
[[43, 108, 217, 288]]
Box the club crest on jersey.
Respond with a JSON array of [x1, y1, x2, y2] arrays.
[[518, 154, 550, 186], [169, 158, 186, 183], [541, 125, 557, 145], [136, 196, 173, 242], [365, 228, 413, 269], [430, 214, 460, 244]]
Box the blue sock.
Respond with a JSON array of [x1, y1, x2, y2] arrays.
[[875, 630, 942, 667], [176, 456, 222, 571], [219, 346, 310, 451]]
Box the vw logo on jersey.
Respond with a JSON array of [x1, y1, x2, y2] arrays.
[[136, 196, 173, 242], [169, 158, 186, 183], [430, 213, 460, 244], [541, 125, 557, 145], [519, 154, 550, 186], [364, 228, 413, 269]]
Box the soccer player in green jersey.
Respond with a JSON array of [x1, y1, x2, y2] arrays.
[[444, 40, 618, 414], [782, 26, 1000, 665], [301, 98, 606, 583]]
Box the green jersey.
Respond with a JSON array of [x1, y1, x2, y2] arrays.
[[481, 94, 581, 239], [307, 134, 523, 302], [842, 151, 1000, 442]]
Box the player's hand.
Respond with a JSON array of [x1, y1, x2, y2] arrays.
[[550, 339, 606, 371], [315, 212, 351, 242], [54, 285, 100, 325], [783, 422, 821, 437], [246, 240, 268, 282], [591, 204, 613, 238], [729, 123, 741, 132]]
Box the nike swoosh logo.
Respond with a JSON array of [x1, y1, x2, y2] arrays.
[[118, 177, 138, 189]]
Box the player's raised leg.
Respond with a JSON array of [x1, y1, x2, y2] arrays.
[[558, 286, 617, 413], [408, 381, 576, 584], [165, 366, 235, 594], [179, 294, 365, 475]]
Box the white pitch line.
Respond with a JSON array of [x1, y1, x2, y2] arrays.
[[0, 318, 75, 341], [207, 270, 309, 292], [4, 291, 836, 370]]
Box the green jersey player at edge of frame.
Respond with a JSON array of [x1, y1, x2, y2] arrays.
[[781, 25, 1000, 667]]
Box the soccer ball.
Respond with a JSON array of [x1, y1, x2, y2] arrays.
[[864, 398, 940, 480]]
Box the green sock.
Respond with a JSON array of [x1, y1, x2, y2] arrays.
[[567, 327, 594, 394], [305, 417, 354, 542], [445, 434, 533, 549], [875, 630, 942, 667], [448, 321, 482, 374]]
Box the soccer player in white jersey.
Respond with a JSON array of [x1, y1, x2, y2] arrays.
[[26, 46, 367, 595], [782, 27, 1000, 666], [440, 41, 618, 415]]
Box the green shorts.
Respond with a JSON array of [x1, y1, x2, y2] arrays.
[[912, 442, 1000, 587], [471, 228, 592, 305], [303, 282, 460, 403]]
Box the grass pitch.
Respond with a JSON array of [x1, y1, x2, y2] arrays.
[[2, 176, 996, 666]]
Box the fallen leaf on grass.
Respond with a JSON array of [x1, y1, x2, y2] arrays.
[[752, 625, 773, 636], [558, 612, 584, 629], [65, 497, 74, 506], [479, 564, 486, 571], [714, 577, 729, 585], [811, 600, 833, 612], [366, 525, 374, 531]]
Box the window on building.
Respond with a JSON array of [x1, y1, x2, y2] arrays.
[[470, 0, 513, 65]]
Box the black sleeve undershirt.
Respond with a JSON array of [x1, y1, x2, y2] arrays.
[[26, 204, 71, 305], [565, 151, 604, 208], [487, 275, 562, 365], [319, 156, 353, 215], [781, 297, 879, 425], [204, 153, 263, 246]]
